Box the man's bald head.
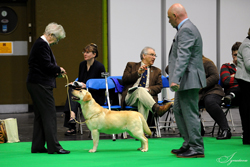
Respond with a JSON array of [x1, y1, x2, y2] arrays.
[[167, 3, 188, 28]]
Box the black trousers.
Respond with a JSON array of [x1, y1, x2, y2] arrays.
[[27, 82, 62, 153], [200, 94, 230, 130], [237, 79, 250, 142]]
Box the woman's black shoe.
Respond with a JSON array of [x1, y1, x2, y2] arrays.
[[68, 118, 76, 124], [64, 129, 76, 136]]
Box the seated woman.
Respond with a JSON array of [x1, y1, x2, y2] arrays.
[[199, 55, 231, 140], [64, 43, 105, 135]]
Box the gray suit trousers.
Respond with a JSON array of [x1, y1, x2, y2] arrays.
[[173, 88, 204, 154]]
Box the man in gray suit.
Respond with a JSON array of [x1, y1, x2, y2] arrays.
[[167, 4, 206, 158]]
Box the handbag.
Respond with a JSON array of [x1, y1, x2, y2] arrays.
[[0, 118, 20, 143], [0, 121, 7, 143]]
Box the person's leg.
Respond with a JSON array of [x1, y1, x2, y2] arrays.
[[27, 83, 47, 153], [125, 87, 172, 118], [31, 83, 63, 153], [179, 89, 204, 154], [172, 91, 190, 150], [125, 87, 156, 120], [204, 94, 230, 130], [237, 79, 250, 144]]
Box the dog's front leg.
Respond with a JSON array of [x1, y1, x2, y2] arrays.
[[89, 129, 99, 153]]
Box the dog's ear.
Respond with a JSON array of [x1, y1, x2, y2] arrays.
[[82, 92, 92, 102]]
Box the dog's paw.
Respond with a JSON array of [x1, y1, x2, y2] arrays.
[[89, 149, 96, 153], [140, 149, 148, 152], [137, 147, 148, 152]]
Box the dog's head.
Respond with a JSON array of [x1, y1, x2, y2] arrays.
[[71, 89, 92, 102]]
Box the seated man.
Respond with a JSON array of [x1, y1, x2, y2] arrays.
[[199, 55, 231, 139], [220, 42, 241, 106], [121, 46, 173, 121]]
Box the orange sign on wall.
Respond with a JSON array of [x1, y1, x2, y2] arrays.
[[0, 42, 13, 54]]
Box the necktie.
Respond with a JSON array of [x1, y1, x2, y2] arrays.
[[139, 68, 147, 87]]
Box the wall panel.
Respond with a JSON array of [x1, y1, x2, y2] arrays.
[[220, 0, 250, 68], [109, 0, 162, 76]]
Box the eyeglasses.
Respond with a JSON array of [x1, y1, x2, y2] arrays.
[[233, 54, 237, 56], [147, 53, 157, 57]]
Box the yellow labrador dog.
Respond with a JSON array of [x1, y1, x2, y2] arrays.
[[71, 89, 152, 153]]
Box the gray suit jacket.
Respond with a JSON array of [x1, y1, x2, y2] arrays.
[[235, 37, 250, 82], [168, 19, 206, 91]]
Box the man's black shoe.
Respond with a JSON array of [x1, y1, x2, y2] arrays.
[[171, 147, 189, 155], [177, 149, 204, 158], [216, 129, 232, 140], [57, 149, 70, 154], [48, 149, 70, 154]]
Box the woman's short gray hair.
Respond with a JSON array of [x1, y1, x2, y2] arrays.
[[140, 46, 155, 60], [44, 22, 66, 39]]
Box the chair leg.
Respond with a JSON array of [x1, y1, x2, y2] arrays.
[[154, 117, 161, 137], [163, 111, 170, 131], [88, 131, 93, 139], [122, 132, 127, 139], [77, 108, 83, 135], [211, 122, 217, 137], [228, 109, 236, 131], [170, 109, 176, 131], [112, 134, 116, 141]]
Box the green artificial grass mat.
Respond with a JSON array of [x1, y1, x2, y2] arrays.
[[0, 136, 249, 167]]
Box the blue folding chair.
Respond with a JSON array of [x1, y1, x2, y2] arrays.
[[108, 76, 137, 110], [86, 78, 121, 110], [158, 75, 170, 104]]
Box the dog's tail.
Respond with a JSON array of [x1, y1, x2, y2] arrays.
[[140, 114, 152, 136]]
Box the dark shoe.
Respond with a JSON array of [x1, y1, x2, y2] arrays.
[[171, 147, 189, 155], [243, 137, 250, 145], [31, 149, 48, 153], [216, 129, 232, 140], [57, 149, 70, 154], [243, 141, 250, 145], [64, 129, 76, 136], [177, 149, 205, 158], [154, 102, 173, 117], [48, 149, 70, 154], [68, 118, 76, 124]]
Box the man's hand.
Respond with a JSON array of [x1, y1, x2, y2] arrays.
[[138, 65, 148, 75], [170, 83, 180, 92]]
